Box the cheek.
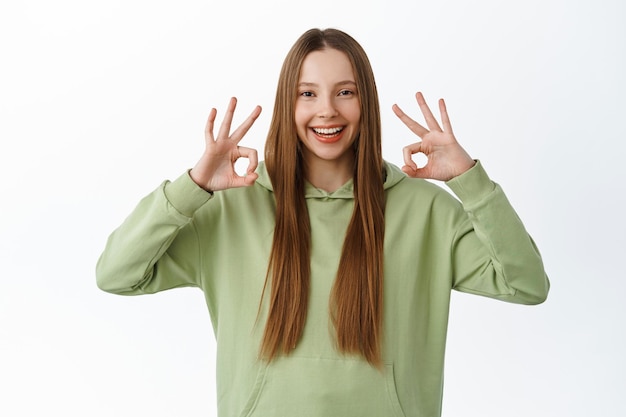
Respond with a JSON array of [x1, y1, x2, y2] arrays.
[[294, 106, 309, 129], [342, 102, 361, 124], [293, 115, 308, 142]]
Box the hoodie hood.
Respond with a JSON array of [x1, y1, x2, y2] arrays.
[[254, 161, 406, 199]]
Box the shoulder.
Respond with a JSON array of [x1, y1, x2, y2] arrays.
[[383, 161, 461, 210], [194, 168, 275, 225]]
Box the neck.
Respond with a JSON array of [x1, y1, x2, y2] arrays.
[[302, 153, 355, 193]]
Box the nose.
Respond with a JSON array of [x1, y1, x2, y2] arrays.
[[317, 96, 339, 118]]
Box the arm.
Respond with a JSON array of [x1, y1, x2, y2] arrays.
[[393, 92, 549, 304], [95, 172, 212, 295], [96, 98, 262, 294], [446, 161, 549, 304]]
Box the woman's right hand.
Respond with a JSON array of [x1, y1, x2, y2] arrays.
[[190, 97, 262, 192]]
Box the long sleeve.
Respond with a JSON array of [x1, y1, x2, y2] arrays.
[[96, 171, 213, 295], [446, 161, 550, 304]]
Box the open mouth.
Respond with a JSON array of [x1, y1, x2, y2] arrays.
[[311, 126, 344, 138]]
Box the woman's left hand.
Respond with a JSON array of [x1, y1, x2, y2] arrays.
[[393, 92, 475, 181]]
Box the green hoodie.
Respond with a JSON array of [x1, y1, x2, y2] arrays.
[[96, 160, 549, 417]]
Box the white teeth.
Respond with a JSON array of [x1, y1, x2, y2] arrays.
[[312, 127, 343, 135]]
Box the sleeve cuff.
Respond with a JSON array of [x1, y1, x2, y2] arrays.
[[445, 160, 497, 206], [163, 170, 214, 217]]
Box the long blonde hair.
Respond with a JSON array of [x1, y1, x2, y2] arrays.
[[263, 28, 385, 367]]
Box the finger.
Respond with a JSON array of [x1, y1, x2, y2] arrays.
[[236, 146, 259, 175], [415, 92, 442, 132], [204, 108, 217, 142], [402, 142, 422, 171], [392, 104, 429, 138], [233, 146, 259, 186], [243, 172, 259, 185], [230, 105, 262, 144], [438, 98, 454, 135], [402, 165, 429, 179], [401, 164, 420, 178], [216, 97, 238, 141]]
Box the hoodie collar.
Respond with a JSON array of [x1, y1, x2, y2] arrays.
[[255, 161, 406, 200]]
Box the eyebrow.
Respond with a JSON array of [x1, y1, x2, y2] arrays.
[[298, 80, 357, 87]]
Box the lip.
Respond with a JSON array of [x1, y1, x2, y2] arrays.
[[309, 125, 345, 143]]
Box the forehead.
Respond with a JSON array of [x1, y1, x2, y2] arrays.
[[299, 48, 355, 83]]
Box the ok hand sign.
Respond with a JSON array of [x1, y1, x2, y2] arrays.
[[190, 97, 262, 192], [393, 92, 475, 181]]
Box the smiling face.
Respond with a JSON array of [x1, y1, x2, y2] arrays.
[[295, 48, 361, 175]]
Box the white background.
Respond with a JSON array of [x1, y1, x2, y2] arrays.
[[1, 0, 624, 416]]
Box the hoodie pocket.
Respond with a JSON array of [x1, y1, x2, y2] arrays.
[[239, 356, 406, 417]]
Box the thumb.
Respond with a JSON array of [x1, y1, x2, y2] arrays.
[[401, 164, 431, 179]]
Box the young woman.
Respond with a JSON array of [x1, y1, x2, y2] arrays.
[[97, 28, 549, 417]]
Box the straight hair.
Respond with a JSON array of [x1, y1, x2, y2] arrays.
[[263, 28, 385, 367]]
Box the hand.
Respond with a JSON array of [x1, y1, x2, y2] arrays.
[[392, 92, 475, 181], [190, 97, 262, 192]]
